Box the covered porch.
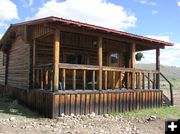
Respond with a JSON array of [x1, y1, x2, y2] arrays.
[[32, 29, 161, 92]]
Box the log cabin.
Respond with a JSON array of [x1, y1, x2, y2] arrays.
[[0, 16, 174, 118]]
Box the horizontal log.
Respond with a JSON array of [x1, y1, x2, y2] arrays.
[[59, 63, 99, 70]]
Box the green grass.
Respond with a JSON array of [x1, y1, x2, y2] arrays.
[[0, 97, 41, 120], [110, 106, 180, 119]]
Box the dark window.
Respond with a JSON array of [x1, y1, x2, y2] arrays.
[[3, 53, 7, 66], [110, 53, 119, 64], [66, 54, 86, 64], [66, 55, 77, 64], [77, 55, 85, 64]]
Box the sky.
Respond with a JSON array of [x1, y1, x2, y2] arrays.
[[0, 0, 180, 67]]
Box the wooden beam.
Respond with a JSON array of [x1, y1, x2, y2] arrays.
[[73, 69, 76, 90], [119, 72, 122, 89], [131, 43, 136, 68], [105, 71, 107, 90], [148, 73, 150, 89], [113, 71, 116, 89], [131, 43, 136, 90], [41, 68, 44, 89], [83, 70, 86, 90], [53, 29, 60, 92], [62, 68, 66, 90], [92, 70, 95, 90], [156, 48, 160, 89], [98, 36, 103, 90]]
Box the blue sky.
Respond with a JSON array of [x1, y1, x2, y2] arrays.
[[0, 0, 180, 66]]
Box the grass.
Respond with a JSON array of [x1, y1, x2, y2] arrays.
[[110, 106, 180, 119], [0, 97, 40, 120]]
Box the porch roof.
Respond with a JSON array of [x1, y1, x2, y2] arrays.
[[0, 16, 174, 49]]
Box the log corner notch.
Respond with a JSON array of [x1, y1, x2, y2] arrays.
[[98, 36, 103, 90], [131, 43, 136, 90], [53, 29, 60, 92], [156, 48, 160, 89]]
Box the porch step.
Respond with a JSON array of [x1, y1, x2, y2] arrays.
[[162, 93, 171, 106]]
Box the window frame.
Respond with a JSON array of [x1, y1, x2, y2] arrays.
[[109, 51, 119, 65]]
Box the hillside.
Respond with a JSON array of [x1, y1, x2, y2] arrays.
[[137, 64, 180, 80]]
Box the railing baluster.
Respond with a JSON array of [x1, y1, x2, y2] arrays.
[[132, 71, 135, 90], [83, 70, 86, 90], [45, 69, 48, 89], [37, 69, 40, 88], [62, 68, 66, 90], [113, 71, 115, 89], [92, 70, 95, 90], [135, 72, 138, 89], [50, 70, 53, 90], [139, 72, 142, 89], [148, 73, 150, 89], [40, 68, 43, 89], [126, 72, 129, 89], [105, 70, 107, 90], [73, 69, 76, 90], [142, 72, 145, 89], [153, 73, 156, 89], [119, 71, 122, 89]]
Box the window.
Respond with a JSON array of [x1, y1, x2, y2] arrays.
[[3, 53, 7, 66], [110, 52, 119, 64], [66, 55, 77, 64], [65, 54, 86, 64]]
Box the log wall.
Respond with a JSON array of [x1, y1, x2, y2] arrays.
[[35, 32, 129, 66], [0, 51, 5, 85], [7, 37, 30, 89]]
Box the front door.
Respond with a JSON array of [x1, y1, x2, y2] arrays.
[[107, 51, 121, 89]]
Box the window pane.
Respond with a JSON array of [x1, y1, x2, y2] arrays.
[[65, 54, 86, 64], [110, 53, 119, 64], [66, 55, 77, 64], [77, 55, 86, 64]]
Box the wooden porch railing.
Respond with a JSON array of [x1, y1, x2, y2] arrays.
[[33, 63, 160, 91], [33, 63, 53, 90], [160, 73, 173, 105], [102, 66, 159, 90]]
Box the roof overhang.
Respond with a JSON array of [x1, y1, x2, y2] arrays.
[[0, 16, 174, 51]]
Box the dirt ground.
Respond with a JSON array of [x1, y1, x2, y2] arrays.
[[0, 89, 179, 134]]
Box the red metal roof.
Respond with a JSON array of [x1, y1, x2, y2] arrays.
[[11, 16, 174, 46]]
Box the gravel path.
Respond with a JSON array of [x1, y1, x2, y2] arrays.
[[0, 114, 164, 134]]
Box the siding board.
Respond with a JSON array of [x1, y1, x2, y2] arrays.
[[7, 37, 30, 89]]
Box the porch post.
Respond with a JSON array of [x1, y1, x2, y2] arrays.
[[131, 43, 136, 90], [53, 29, 60, 92], [131, 43, 136, 68], [32, 39, 36, 88], [98, 36, 103, 90], [156, 48, 160, 89]]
